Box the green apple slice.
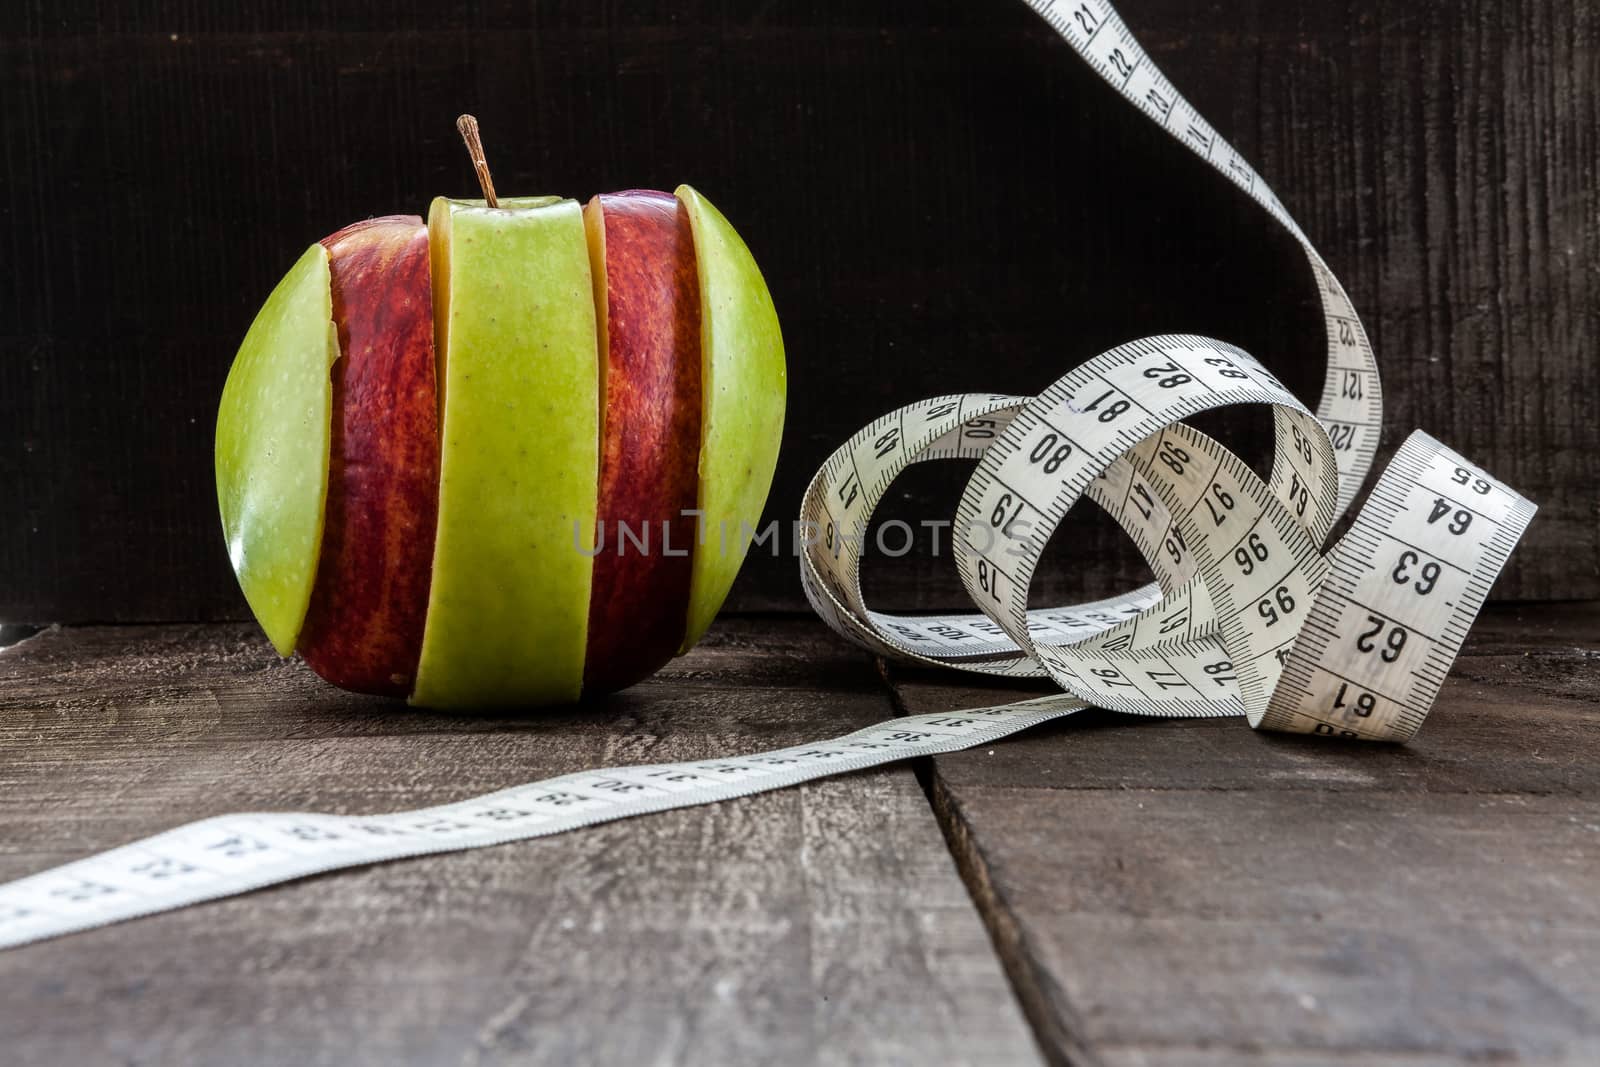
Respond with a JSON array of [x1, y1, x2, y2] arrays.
[[674, 185, 787, 651], [411, 196, 600, 708], [215, 243, 339, 656]]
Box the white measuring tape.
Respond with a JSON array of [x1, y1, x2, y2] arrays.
[[0, 0, 1535, 951]]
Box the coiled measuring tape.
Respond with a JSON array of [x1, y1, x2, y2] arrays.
[[0, 0, 1535, 951]]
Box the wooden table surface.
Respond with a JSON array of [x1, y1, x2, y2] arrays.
[[1, 604, 1597, 1065]]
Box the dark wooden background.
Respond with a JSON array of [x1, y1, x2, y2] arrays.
[[2, 0, 1594, 625]]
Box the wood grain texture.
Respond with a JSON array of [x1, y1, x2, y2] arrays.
[[889, 601, 1600, 1065], [0, 609, 1594, 1062], [0, 617, 1040, 1066], [0, 0, 1591, 623]]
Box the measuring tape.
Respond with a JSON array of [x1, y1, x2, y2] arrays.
[[0, 0, 1535, 951]]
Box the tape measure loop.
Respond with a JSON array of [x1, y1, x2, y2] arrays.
[[801, 333, 1533, 743]]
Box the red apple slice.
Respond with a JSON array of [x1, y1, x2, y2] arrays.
[[582, 191, 703, 694], [297, 216, 440, 696]]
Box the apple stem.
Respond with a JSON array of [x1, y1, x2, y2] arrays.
[[455, 114, 500, 208]]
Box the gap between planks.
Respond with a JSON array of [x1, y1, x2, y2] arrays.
[[872, 603, 1600, 1067], [876, 657, 1098, 1067]]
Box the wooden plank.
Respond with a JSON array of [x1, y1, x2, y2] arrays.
[[889, 602, 1600, 1065], [0, 618, 1040, 1066], [1, 0, 1592, 624]]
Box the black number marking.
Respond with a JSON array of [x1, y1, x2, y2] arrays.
[[976, 559, 1002, 601], [837, 472, 860, 510], [1090, 667, 1136, 689], [478, 807, 536, 821], [207, 834, 269, 858], [1203, 355, 1250, 380], [1257, 585, 1296, 626], [1158, 440, 1190, 475], [1451, 467, 1492, 495], [1234, 531, 1269, 574], [1081, 388, 1131, 423], [1131, 482, 1155, 521], [1392, 550, 1441, 595], [285, 824, 340, 842], [1028, 433, 1073, 474], [1204, 482, 1235, 525], [1332, 682, 1377, 719], [1290, 424, 1316, 464], [1427, 497, 1474, 535], [1101, 633, 1134, 653], [1356, 615, 1408, 662], [1145, 669, 1189, 691], [131, 857, 197, 880], [1141, 361, 1193, 389], [592, 778, 648, 794], [991, 492, 1023, 532], [1287, 472, 1310, 517], [51, 881, 117, 903], [1163, 525, 1187, 566]]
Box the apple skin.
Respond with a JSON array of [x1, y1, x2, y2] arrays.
[[215, 243, 339, 655], [675, 186, 787, 652], [581, 191, 703, 695], [410, 196, 601, 708], [296, 217, 439, 697]]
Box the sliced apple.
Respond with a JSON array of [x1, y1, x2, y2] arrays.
[[215, 243, 340, 655], [297, 217, 439, 696], [580, 191, 703, 694], [217, 172, 786, 705], [674, 186, 787, 651], [410, 197, 600, 708]]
